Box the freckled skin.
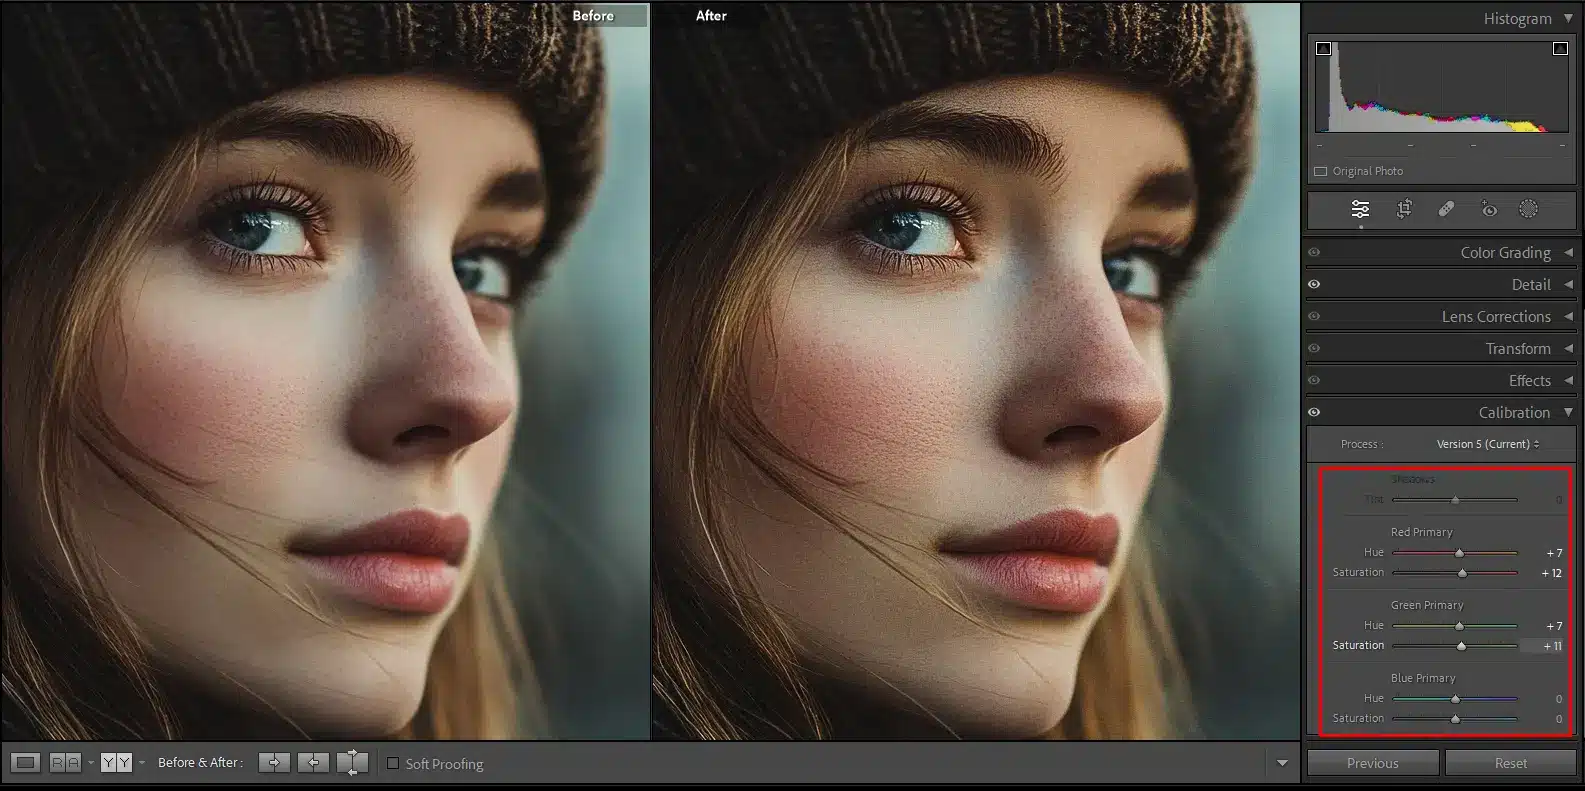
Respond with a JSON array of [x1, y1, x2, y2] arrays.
[[711, 75, 1190, 736], [70, 76, 536, 737], [750, 284, 970, 491]]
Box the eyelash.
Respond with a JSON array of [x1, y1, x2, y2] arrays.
[[1111, 243, 1195, 304], [845, 182, 981, 275], [461, 239, 549, 302], [194, 181, 331, 274]]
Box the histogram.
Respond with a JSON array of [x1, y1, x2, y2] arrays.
[[1318, 40, 1570, 133]]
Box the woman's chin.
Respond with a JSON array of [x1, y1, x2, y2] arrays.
[[287, 691, 426, 739], [927, 688, 1074, 739], [158, 649, 430, 738], [826, 645, 1081, 738]]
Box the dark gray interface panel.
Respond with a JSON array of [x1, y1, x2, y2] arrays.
[[1302, 2, 1582, 784]]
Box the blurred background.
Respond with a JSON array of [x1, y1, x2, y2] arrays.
[[1157, 2, 1301, 739], [504, 22, 650, 740]]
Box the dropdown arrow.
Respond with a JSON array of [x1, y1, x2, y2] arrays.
[[1566, 248, 1575, 258], [1277, 759, 1289, 767], [1569, 345, 1576, 353], [1568, 313, 1576, 321], [1567, 407, 1576, 417], [1568, 281, 1577, 289], [1568, 377, 1576, 385]]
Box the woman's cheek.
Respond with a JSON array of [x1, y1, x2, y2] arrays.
[[748, 316, 965, 490], [96, 291, 314, 482]]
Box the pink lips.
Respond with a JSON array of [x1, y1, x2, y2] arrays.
[[940, 510, 1121, 613], [289, 509, 470, 615]]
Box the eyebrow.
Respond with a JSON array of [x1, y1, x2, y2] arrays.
[[1127, 168, 1197, 212], [212, 105, 416, 184], [858, 104, 1069, 185], [857, 104, 1198, 214], [476, 168, 546, 212], [210, 105, 545, 213]]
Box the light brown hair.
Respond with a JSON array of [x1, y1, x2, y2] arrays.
[[651, 126, 1191, 740], [1, 127, 536, 740]]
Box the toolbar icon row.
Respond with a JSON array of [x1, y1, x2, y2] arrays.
[[1308, 192, 1576, 231], [1348, 197, 1541, 223], [259, 751, 368, 775], [13, 753, 118, 774]]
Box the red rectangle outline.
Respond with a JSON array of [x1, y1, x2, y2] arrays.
[[1316, 464, 1576, 739]]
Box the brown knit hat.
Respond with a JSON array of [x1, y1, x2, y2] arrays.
[[653, 2, 1255, 266], [2, 2, 604, 271]]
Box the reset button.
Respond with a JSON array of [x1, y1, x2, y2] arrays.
[[1445, 750, 1576, 776]]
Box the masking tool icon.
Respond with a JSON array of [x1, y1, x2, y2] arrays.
[[1437, 200, 1455, 217]]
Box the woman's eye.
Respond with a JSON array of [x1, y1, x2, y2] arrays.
[[453, 250, 514, 300], [858, 209, 963, 257], [1102, 250, 1163, 301], [205, 208, 311, 257]]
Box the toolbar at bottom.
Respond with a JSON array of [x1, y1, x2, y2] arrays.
[[3, 741, 1300, 784]]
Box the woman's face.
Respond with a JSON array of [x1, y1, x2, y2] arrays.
[[70, 76, 544, 735], [716, 75, 1197, 736]]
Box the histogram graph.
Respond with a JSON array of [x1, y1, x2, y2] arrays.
[[1317, 40, 1570, 133]]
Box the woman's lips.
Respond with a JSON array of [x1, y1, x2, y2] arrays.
[[944, 552, 1110, 613], [295, 553, 460, 615], [940, 510, 1121, 614], [289, 509, 470, 615]]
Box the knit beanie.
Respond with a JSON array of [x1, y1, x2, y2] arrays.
[[2, 2, 604, 272], [653, 2, 1255, 266]]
